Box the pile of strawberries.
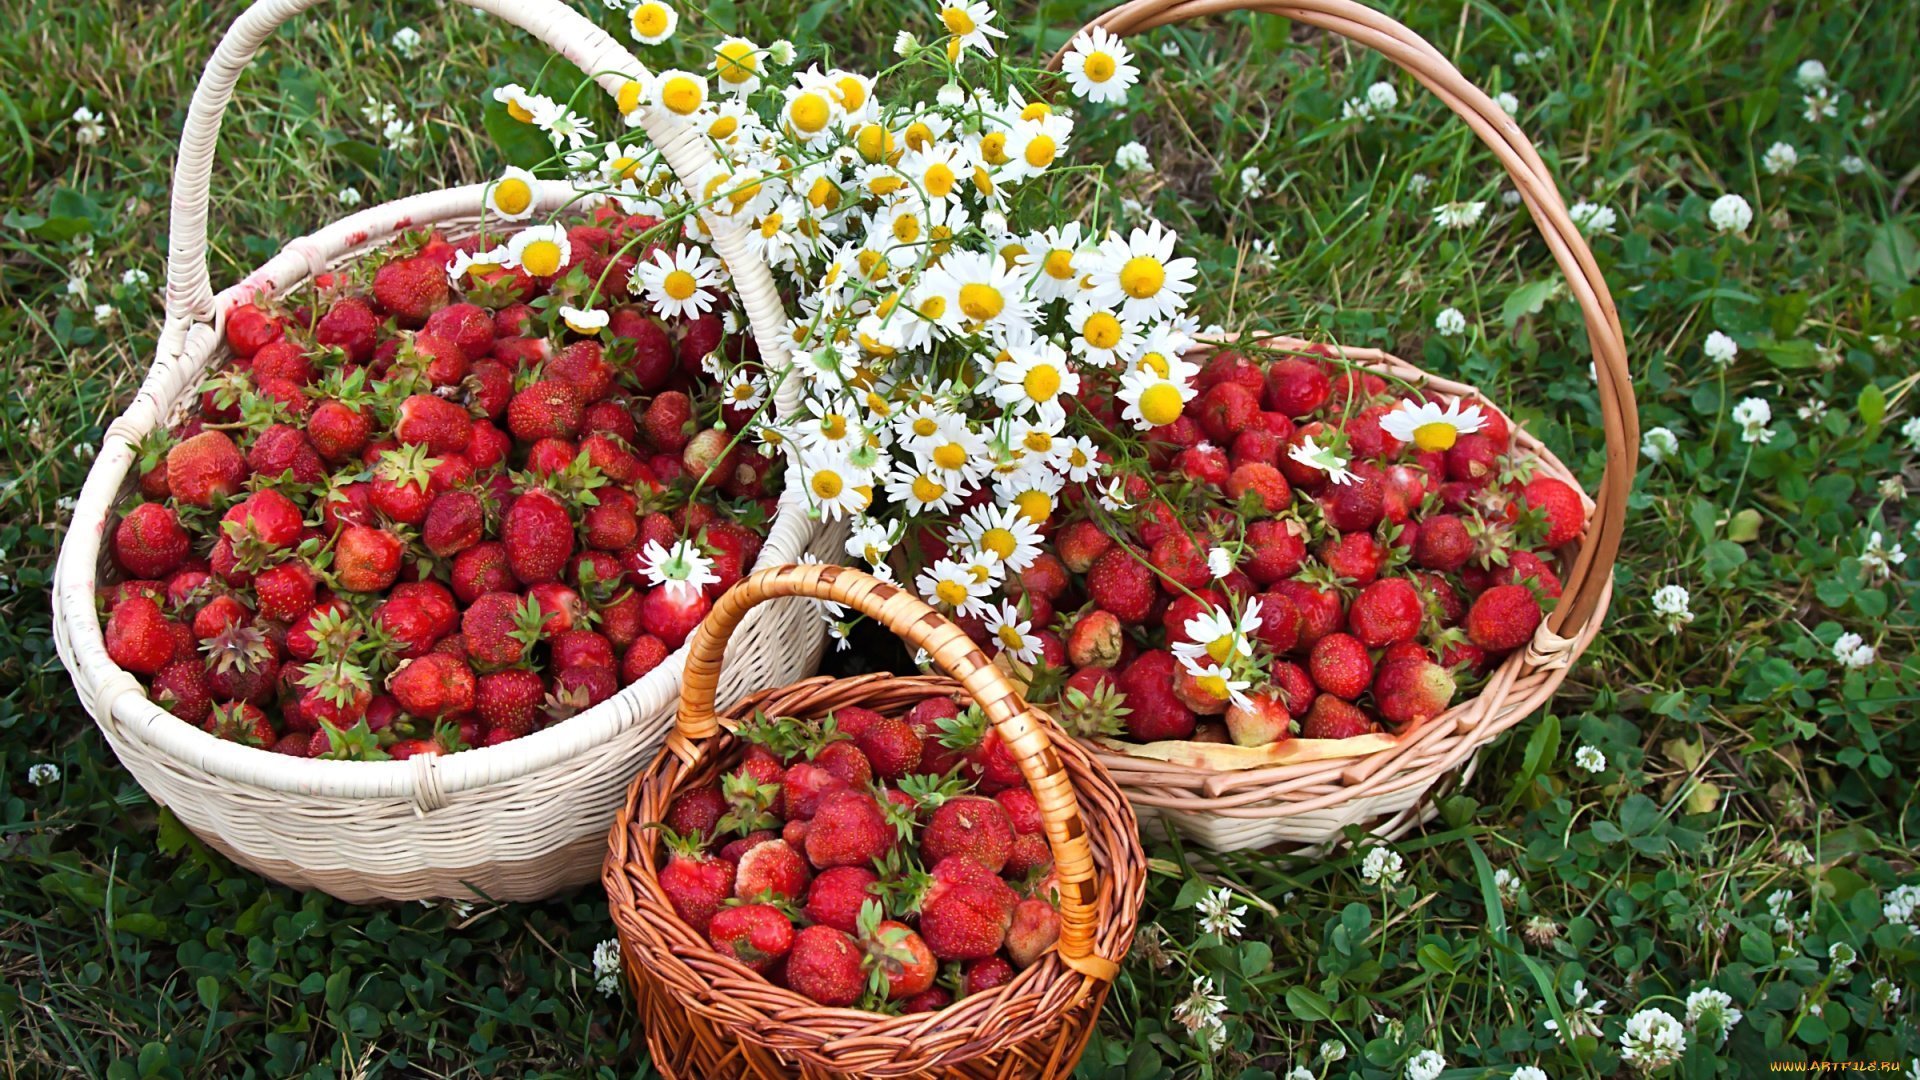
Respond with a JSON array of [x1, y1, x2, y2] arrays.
[[98, 209, 776, 759], [658, 699, 1063, 1010], [973, 344, 1585, 748]]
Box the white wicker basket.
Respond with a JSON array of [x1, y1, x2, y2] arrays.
[[50, 0, 843, 902]]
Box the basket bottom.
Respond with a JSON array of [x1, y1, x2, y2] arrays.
[[195, 829, 603, 903], [630, 955, 1110, 1080]]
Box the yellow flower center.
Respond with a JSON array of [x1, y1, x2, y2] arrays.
[[507, 98, 535, 123], [1119, 256, 1165, 299], [758, 213, 784, 238], [856, 248, 888, 280], [1083, 311, 1122, 349], [1084, 52, 1116, 82], [911, 475, 946, 503], [708, 114, 739, 139], [659, 76, 703, 115], [972, 166, 996, 198], [980, 528, 1018, 560], [1043, 249, 1077, 280], [788, 92, 831, 134], [1013, 490, 1052, 524], [923, 162, 956, 198], [935, 579, 969, 607], [730, 384, 755, 402], [811, 470, 844, 499], [892, 213, 921, 243], [855, 123, 893, 163], [904, 121, 934, 151], [819, 414, 847, 440], [865, 392, 891, 416], [931, 443, 968, 471], [940, 6, 977, 36], [1138, 350, 1170, 377], [1020, 102, 1052, 121], [916, 295, 947, 321], [834, 76, 868, 112], [631, 4, 670, 38], [979, 131, 1009, 166], [1412, 421, 1459, 452], [1022, 134, 1057, 169], [521, 240, 563, 277], [616, 81, 644, 115], [1196, 673, 1229, 699], [1022, 430, 1052, 453], [806, 174, 840, 210], [997, 625, 1025, 649], [1206, 635, 1235, 664], [715, 41, 759, 84], [958, 283, 1004, 321], [493, 177, 532, 216], [1138, 382, 1184, 426], [1023, 364, 1062, 402], [912, 417, 939, 438], [662, 269, 698, 300]]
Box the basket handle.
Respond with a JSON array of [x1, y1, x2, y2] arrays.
[[160, 0, 792, 385], [673, 563, 1119, 982], [1052, 0, 1637, 645]]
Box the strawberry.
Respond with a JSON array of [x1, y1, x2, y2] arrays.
[[638, 585, 710, 649], [462, 591, 543, 668], [450, 542, 514, 604], [1322, 469, 1385, 532], [905, 697, 968, 777], [507, 381, 585, 443], [621, 635, 670, 682], [203, 625, 279, 704], [308, 401, 373, 463], [1054, 520, 1114, 574], [665, 785, 727, 838], [166, 431, 246, 508], [113, 503, 189, 578], [1517, 476, 1586, 547], [1466, 584, 1542, 652], [386, 654, 476, 719], [1116, 649, 1197, 741], [151, 658, 213, 725], [785, 925, 865, 1006], [708, 904, 794, 975], [206, 701, 276, 747], [552, 664, 616, 711], [252, 562, 317, 623], [420, 490, 485, 558], [1319, 531, 1384, 586], [251, 340, 313, 385], [1348, 578, 1423, 647], [1413, 514, 1471, 571], [612, 308, 676, 389], [805, 790, 895, 869], [471, 666, 544, 735], [1149, 530, 1211, 591], [963, 956, 1015, 996], [371, 254, 449, 325], [918, 857, 1016, 961], [393, 393, 474, 455], [1006, 898, 1061, 969], [1300, 695, 1380, 739], [1309, 632, 1373, 700], [1225, 462, 1290, 516], [836, 711, 922, 780], [333, 525, 403, 593], [640, 391, 693, 453], [1242, 519, 1307, 584], [805, 866, 881, 934], [922, 795, 1013, 873], [1372, 658, 1457, 726], [1225, 690, 1296, 746], [315, 296, 380, 362], [678, 312, 724, 372], [224, 303, 282, 358], [1445, 433, 1499, 484], [1264, 358, 1331, 417], [501, 489, 575, 585], [1495, 550, 1563, 598], [1380, 463, 1429, 524], [106, 596, 176, 675], [857, 904, 939, 1000], [424, 302, 495, 361], [1087, 546, 1155, 625], [192, 594, 250, 641], [782, 762, 847, 821], [1175, 442, 1230, 487], [658, 832, 735, 935], [736, 838, 812, 901], [1066, 609, 1125, 668], [1198, 382, 1260, 443], [549, 340, 615, 403]]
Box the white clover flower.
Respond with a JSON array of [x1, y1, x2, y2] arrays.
[[767, 39, 795, 64], [893, 30, 919, 56], [1859, 531, 1907, 581], [1731, 397, 1774, 444], [1831, 631, 1876, 669], [1434, 201, 1487, 229], [1408, 172, 1432, 196], [1285, 1069, 1312, 1080], [71, 106, 106, 145], [1115, 140, 1151, 172], [1494, 90, 1519, 115], [1803, 86, 1839, 123], [1574, 745, 1606, 773], [65, 277, 87, 300], [390, 27, 423, 59], [1569, 201, 1618, 235], [1501, 188, 1524, 207], [1239, 165, 1266, 198], [1885, 884, 1920, 929], [1651, 584, 1693, 634], [1365, 81, 1399, 112], [120, 267, 150, 288], [1799, 398, 1828, 423], [1684, 988, 1742, 1047], [1197, 886, 1248, 938], [337, 186, 362, 206], [1841, 155, 1868, 175], [1404, 1049, 1445, 1080], [1795, 59, 1829, 88], [592, 938, 622, 995], [1709, 193, 1753, 233], [1513, 1068, 1549, 1080], [1490, 867, 1528, 905], [1545, 980, 1608, 1040], [1641, 426, 1679, 463], [1763, 141, 1799, 176], [1704, 330, 1738, 366], [93, 303, 116, 324], [382, 117, 418, 151], [27, 763, 60, 787], [1620, 1008, 1687, 1072], [1173, 974, 1229, 1046], [1828, 941, 1857, 969], [1904, 415, 1920, 450], [1435, 307, 1467, 336], [1359, 846, 1405, 887]]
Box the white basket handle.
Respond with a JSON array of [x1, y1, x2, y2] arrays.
[[161, 0, 794, 392]]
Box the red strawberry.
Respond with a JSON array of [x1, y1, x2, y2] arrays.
[[386, 654, 476, 719], [1445, 433, 1499, 484], [333, 526, 403, 593], [308, 401, 372, 463], [192, 594, 250, 641], [785, 925, 865, 1006], [1300, 695, 1380, 739], [963, 956, 1015, 996], [166, 431, 246, 508], [1054, 520, 1114, 574], [549, 340, 615, 402], [315, 296, 380, 362], [736, 838, 812, 901], [253, 562, 317, 622], [1516, 477, 1586, 547], [423, 302, 494, 361], [393, 394, 474, 456], [1006, 898, 1061, 969], [1116, 649, 1197, 741], [805, 790, 894, 869], [224, 303, 282, 358], [1087, 546, 1155, 625], [1466, 584, 1542, 652], [1348, 578, 1423, 647], [1495, 550, 1563, 598], [1309, 633, 1373, 700], [1174, 442, 1230, 487], [462, 591, 541, 668], [640, 392, 693, 452], [1224, 690, 1296, 746], [501, 489, 575, 585], [418, 490, 484, 558], [621, 635, 670, 682], [919, 857, 1016, 961], [506, 381, 585, 443], [678, 312, 724, 372], [206, 701, 276, 747], [836, 711, 922, 780], [612, 308, 676, 389], [805, 866, 880, 933], [371, 254, 449, 325], [113, 503, 189, 578], [1065, 609, 1125, 669], [151, 658, 213, 725], [1149, 530, 1211, 592], [708, 904, 794, 975], [1319, 531, 1384, 587], [1372, 658, 1457, 726], [203, 625, 279, 703], [665, 785, 726, 838], [861, 913, 938, 999], [474, 668, 544, 737], [106, 596, 176, 674], [638, 585, 710, 649], [1380, 463, 1429, 524], [1225, 462, 1290, 516], [922, 795, 1013, 873], [1198, 382, 1260, 443], [1243, 519, 1306, 584], [1413, 514, 1471, 571], [1264, 358, 1331, 416], [449, 542, 513, 604], [782, 762, 847, 821], [1322, 470, 1385, 532], [251, 340, 313, 385], [658, 836, 735, 935]]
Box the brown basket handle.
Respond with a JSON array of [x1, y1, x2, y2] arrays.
[[1051, 0, 1637, 646], [673, 563, 1118, 981]]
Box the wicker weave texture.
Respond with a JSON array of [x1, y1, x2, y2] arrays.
[[605, 565, 1146, 1078], [48, 0, 840, 901]]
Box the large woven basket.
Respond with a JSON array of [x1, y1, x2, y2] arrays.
[[604, 564, 1145, 1079], [1051, 0, 1639, 852], [48, 0, 842, 902]]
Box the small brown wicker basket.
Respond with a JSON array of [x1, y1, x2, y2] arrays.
[[603, 564, 1145, 1078], [1047, 0, 1639, 851]]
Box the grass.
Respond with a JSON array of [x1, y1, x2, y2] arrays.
[[2, 0, 1917, 1076]]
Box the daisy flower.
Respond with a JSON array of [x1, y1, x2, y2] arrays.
[[631, 243, 725, 320], [936, 0, 1007, 61], [948, 502, 1043, 572], [1015, 223, 1089, 302], [1433, 200, 1487, 229], [505, 223, 571, 277], [722, 371, 766, 412], [1001, 111, 1073, 182], [1173, 599, 1262, 668], [781, 83, 840, 145], [1061, 28, 1140, 104], [1185, 662, 1255, 712], [628, 0, 678, 45], [897, 143, 972, 205], [531, 100, 594, 149], [983, 601, 1040, 663], [1096, 475, 1134, 512], [846, 518, 899, 565], [991, 341, 1080, 416], [796, 395, 866, 455], [711, 37, 763, 95], [920, 249, 1036, 338], [1086, 223, 1198, 323], [796, 449, 872, 521], [1378, 398, 1487, 451], [1288, 435, 1356, 485], [649, 69, 708, 119], [638, 538, 720, 599], [995, 465, 1064, 525], [1065, 299, 1140, 368], [917, 417, 991, 485], [917, 556, 995, 618], [557, 305, 609, 334], [484, 166, 538, 221], [1117, 363, 1198, 430], [491, 84, 554, 124], [1056, 435, 1101, 482], [885, 462, 967, 515]]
